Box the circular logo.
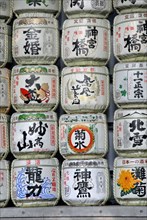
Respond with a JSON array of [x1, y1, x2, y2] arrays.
[[68, 125, 94, 153]]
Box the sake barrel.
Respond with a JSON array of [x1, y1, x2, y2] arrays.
[[0, 160, 10, 207], [61, 158, 110, 206], [59, 113, 108, 159], [11, 65, 59, 112], [114, 109, 147, 157], [10, 112, 58, 159], [113, 157, 147, 205], [11, 158, 60, 207], [0, 68, 11, 113], [113, 0, 147, 14], [113, 62, 147, 108], [0, 22, 12, 67], [0, 0, 13, 23], [0, 114, 9, 160], [12, 17, 59, 65], [61, 66, 109, 113], [113, 13, 147, 62], [63, 0, 112, 18], [62, 18, 111, 66], [13, 0, 61, 18]]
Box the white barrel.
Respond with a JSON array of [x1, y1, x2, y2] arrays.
[[11, 65, 59, 112], [0, 68, 11, 113], [0, 22, 12, 67], [13, 0, 61, 18], [0, 0, 13, 23], [61, 158, 110, 206], [59, 113, 108, 159], [113, 0, 147, 14], [63, 0, 112, 18], [0, 114, 9, 160], [0, 160, 10, 207], [10, 112, 58, 159], [62, 18, 111, 66], [113, 62, 147, 108], [61, 66, 109, 113], [113, 157, 147, 206], [11, 158, 60, 207], [113, 13, 147, 62], [114, 109, 147, 157], [12, 17, 59, 65]]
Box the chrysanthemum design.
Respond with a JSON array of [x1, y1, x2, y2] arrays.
[[117, 169, 141, 196]]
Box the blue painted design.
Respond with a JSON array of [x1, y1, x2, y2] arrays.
[[16, 167, 27, 199], [16, 169, 56, 200], [39, 177, 56, 199]]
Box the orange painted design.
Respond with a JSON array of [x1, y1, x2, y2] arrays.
[[117, 169, 141, 192], [68, 125, 94, 153]]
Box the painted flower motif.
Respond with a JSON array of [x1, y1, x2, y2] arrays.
[[117, 169, 141, 195]]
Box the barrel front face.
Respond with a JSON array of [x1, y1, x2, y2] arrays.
[[0, 23, 12, 67], [62, 18, 111, 66], [113, 157, 147, 206], [0, 114, 9, 160], [0, 160, 10, 207], [61, 66, 109, 113], [11, 65, 59, 112], [0, 68, 11, 113], [113, 62, 147, 108], [11, 158, 60, 207], [0, 0, 12, 23], [113, 0, 147, 14], [113, 13, 147, 62], [61, 159, 110, 206], [10, 112, 58, 159], [63, 0, 112, 18], [13, 0, 61, 17], [12, 17, 59, 65], [59, 113, 108, 159], [114, 109, 147, 157]]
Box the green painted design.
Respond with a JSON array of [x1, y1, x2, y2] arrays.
[[20, 66, 48, 74], [119, 84, 127, 97], [18, 113, 46, 120], [89, 125, 94, 131], [95, 128, 98, 132], [68, 127, 72, 133], [120, 188, 132, 197], [121, 90, 127, 96]]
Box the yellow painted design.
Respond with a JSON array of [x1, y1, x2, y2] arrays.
[[117, 169, 141, 192]]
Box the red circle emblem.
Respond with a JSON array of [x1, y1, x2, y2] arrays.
[[68, 125, 94, 153]]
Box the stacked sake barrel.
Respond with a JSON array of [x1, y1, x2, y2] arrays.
[[60, 0, 112, 206], [112, 0, 147, 206], [9, 0, 61, 207], [0, 0, 13, 208]]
